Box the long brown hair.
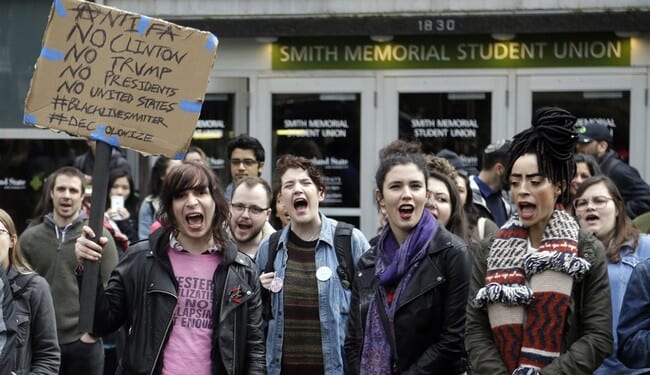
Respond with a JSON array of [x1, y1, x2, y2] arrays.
[[159, 162, 230, 248], [574, 175, 639, 263], [0, 209, 34, 274]]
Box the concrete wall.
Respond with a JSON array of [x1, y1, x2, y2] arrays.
[[101, 0, 650, 18]]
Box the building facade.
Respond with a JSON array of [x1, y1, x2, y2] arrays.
[[2, 0, 649, 235]]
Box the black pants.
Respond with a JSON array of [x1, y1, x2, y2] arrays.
[[59, 338, 104, 375]]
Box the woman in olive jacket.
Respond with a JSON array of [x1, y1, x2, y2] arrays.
[[76, 162, 265, 375], [465, 107, 612, 375], [466, 230, 612, 374], [345, 141, 470, 374]]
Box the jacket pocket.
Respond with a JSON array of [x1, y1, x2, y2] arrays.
[[16, 314, 30, 348]]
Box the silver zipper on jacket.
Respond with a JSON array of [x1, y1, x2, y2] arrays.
[[221, 267, 237, 375], [150, 289, 177, 375], [399, 242, 453, 306]]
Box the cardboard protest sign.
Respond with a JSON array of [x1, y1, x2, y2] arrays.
[[24, 0, 218, 158]]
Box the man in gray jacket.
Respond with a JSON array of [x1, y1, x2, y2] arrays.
[[20, 166, 118, 375]]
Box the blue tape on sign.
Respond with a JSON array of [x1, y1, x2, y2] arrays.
[[137, 16, 151, 35], [54, 0, 67, 17], [205, 34, 218, 51], [179, 100, 202, 113], [173, 152, 186, 160], [23, 113, 36, 124], [90, 125, 120, 148], [40, 47, 65, 61]]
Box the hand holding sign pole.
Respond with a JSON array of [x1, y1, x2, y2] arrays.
[[23, 0, 218, 332]]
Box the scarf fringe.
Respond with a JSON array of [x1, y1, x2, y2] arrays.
[[472, 282, 533, 308], [524, 251, 591, 281], [512, 367, 541, 375]]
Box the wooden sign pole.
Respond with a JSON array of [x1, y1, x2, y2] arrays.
[[78, 140, 111, 332]]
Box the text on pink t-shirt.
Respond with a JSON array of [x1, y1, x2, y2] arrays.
[[162, 249, 221, 375]]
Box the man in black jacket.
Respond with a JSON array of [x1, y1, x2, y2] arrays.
[[576, 122, 650, 219]]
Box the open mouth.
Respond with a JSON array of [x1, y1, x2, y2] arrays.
[[186, 213, 204, 228], [398, 204, 414, 220], [237, 221, 252, 230], [584, 213, 599, 223], [293, 198, 308, 211], [518, 202, 536, 219]]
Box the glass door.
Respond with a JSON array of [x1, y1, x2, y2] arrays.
[[383, 75, 509, 173], [516, 72, 647, 176], [255, 77, 375, 235]]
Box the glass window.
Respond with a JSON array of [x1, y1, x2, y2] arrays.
[[398, 92, 491, 173], [533, 91, 630, 162], [272, 93, 361, 208], [0, 139, 88, 233], [190, 94, 235, 184]]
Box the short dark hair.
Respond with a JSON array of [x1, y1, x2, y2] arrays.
[[276, 154, 326, 194], [481, 139, 511, 170], [50, 166, 85, 193], [227, 134, 265, 163], [375, 140, 428, 192], [233, 176, 273, 208]]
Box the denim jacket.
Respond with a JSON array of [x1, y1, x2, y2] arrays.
[[595, 234, 650, 375], [618, 255, 650, 369], [256, 213, 370, 375]]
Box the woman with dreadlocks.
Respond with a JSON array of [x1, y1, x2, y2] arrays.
[[465, 107, 613, 374]]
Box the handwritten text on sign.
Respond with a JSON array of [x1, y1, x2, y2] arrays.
[[24, 0, 218, 157]]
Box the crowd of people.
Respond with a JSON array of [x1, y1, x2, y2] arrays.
[[1, 108, 650, 374]]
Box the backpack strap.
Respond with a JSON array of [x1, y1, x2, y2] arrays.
[[334, 221, 355, 289], [261, 230, 282, 321], [264, 231, 282, 274]]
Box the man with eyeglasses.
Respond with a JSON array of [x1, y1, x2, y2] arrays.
[[225, 134, 266, 202], [469, 139, 514, 227], [229, 176, 276, 258]]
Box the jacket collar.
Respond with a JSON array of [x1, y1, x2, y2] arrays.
[[359, 224, 455, 269], [149, 227, 239, 267]]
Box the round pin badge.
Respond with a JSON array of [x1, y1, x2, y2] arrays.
[[316, 266, 333, 281], [270, 277, 283, 293]]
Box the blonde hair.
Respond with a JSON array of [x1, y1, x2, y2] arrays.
[[0, 209, 34, 274]]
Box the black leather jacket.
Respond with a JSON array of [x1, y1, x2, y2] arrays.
[[89, 229, 266, 375], [345, 226, 469, 375]]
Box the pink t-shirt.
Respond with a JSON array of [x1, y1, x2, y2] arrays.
[[162, 249, 221, 375]]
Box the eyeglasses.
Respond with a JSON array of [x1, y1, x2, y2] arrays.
[[0, 228, 10, 236], [230, 159, 258, 167], [231, 203, 269, 216], [573, 195, 614, 211]]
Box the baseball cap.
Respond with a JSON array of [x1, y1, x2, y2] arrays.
[[577, 123, 613, 143], [436, 149, 464, 170], [484, 139, 511, 155]]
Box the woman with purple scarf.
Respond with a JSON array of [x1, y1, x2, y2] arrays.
[[345, 140, 470, 374]]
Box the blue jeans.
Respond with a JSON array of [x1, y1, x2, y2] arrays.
[[60, 338, 104, 375]]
